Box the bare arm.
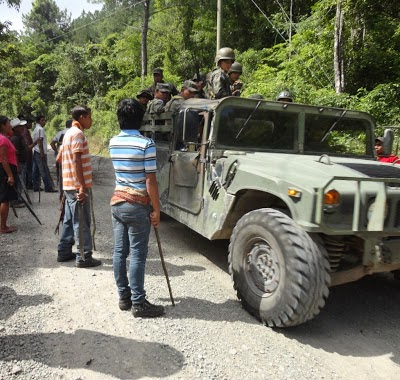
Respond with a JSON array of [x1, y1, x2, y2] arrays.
[[73, 151, 87, 203], [0, 146, 14, 186], [50, 140, 58, 153], [146, 172, 160, 227]]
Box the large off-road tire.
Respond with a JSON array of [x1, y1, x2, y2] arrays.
[[228, 208, 331, 327]]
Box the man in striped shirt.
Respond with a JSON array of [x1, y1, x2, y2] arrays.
[[109, 98, 164, 318], [57, 106, 101, 268]]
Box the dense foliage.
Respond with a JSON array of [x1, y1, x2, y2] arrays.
[[1, 0, 399, 149]]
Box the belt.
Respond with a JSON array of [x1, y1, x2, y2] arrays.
[[113, 190, 151, 205]]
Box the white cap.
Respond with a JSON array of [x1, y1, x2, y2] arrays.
[[10, 118, 27, 128]]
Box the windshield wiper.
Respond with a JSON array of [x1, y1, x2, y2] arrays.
[[320, 109, 347, 142], [235, 101, 262, 139]]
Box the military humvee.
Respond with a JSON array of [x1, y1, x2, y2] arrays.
[[141, 97, 400, 327]]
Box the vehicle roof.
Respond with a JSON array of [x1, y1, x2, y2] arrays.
[[181, 97, 375, 124]]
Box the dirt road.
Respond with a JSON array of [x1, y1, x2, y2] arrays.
[[1, 156, 400, 379]]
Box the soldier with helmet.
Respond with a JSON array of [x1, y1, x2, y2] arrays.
[[228, 62, 243, 97], [205, 47, 235, 99], [276, 90, 294, 103]]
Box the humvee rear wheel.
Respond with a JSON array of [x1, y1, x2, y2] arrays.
[[229, 208, 330, 327]]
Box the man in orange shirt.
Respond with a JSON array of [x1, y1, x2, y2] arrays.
[[57, 106, 101, 267]]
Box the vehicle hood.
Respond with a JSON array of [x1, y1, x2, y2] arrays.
[[222, 152, 400, 190]]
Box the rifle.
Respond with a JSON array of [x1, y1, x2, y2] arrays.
[[54, 194, 66, 234]]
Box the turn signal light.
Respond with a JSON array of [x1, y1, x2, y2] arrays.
[[288, 188, 301, 198], [324, 189, 340, 205]]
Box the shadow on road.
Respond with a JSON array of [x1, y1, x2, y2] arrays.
[[279, 274, 400, 365], [0, 329, 184, 379], [0, 286, 52, 321]]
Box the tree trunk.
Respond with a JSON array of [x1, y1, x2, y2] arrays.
[[334, 0, 345, 93], [141, 0, 150, 78]]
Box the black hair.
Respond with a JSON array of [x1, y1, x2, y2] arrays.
[[65, 119, 73, 128], [117, 98, 145, 130], [17, 114, 24, 119], [36, 115, 45, 122], [0, 116, 10, 128], [71, 106, 91, 121]]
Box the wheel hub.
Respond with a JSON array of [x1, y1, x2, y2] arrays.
[[246, 242, 280, 294]]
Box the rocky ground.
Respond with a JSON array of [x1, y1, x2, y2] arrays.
[[1, 155, 400, 380]]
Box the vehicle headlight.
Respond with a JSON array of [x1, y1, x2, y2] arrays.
[[324, 189, 340, 213]]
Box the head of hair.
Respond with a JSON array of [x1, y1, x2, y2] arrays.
[[117, 98, 145, 130], [66, 119, 73, 128], [71, 106, 91, 121], [0, 116, 9, 128], [36, 115, 45, 122]]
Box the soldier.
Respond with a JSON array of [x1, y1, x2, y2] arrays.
[[147, 68, 178, 97], [147, 83, 171, 114], [228, 62, 243, 97], [136, 89, 153, 110], [165, 80, 199, 114], [276, 90, 294, 103], [205, 47, 235, 99], [192, 72, 206, 98]]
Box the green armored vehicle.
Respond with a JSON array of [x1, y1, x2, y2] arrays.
[[141, 97, 400, 327]]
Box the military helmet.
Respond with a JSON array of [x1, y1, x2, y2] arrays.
[[228, 62, 242, 74], [215, 47, 235, 64], [276, 90, 294, 102]]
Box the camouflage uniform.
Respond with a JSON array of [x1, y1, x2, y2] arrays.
[[205, 67, 232, 100], [147, 99, 166, 114], [165, 95, 184, 114]]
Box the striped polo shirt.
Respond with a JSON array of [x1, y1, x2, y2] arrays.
[[109, 129, 157, 191], [61, 124, 92, 190]]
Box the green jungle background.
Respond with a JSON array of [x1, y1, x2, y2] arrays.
[[1, 0, 399, 153]]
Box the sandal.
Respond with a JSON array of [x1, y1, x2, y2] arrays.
[[0, 226, 17, 234]]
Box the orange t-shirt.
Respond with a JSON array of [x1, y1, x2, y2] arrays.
[[60, 123, 92, 190]]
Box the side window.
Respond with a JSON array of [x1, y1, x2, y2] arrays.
[[174, 109, 205, 151]]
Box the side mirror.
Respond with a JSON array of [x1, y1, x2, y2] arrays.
[[382, 128, 394, 156]]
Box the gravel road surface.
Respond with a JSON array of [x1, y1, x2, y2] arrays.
[[1, 156, 400, 380]]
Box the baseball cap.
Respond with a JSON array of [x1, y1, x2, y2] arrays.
[[136, 89, 154, 100], [182, 80, 199, 93], [375, 137, 384, 143], [153, 68, 163, 75], [10, 118, 27, 128], [156, 83, 171, 93]]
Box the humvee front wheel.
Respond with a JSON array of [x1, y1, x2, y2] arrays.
[[229, 208, 330, 327]]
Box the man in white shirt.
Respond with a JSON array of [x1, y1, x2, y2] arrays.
[[32, 115, 57, 192]]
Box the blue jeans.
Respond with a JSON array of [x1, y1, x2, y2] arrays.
[[58, 190, 93, 260], [111, 201, 151, 303], [32, 151, 54, 191]]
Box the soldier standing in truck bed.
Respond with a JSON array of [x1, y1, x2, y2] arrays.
[[147, 68, 178, 97], [165, 80, 199, 114], [205, 47, 235, 100], [147, 83, 171, 114]]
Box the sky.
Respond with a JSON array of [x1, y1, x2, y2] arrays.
[[0, 0, 103, 31]]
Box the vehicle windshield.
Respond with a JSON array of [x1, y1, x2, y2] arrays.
[[304, 114, 374, 157], [214, 103, 374, 157], [216, 105, 298, 151]]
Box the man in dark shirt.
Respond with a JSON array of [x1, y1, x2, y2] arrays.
[[10, 118, 36, 204]]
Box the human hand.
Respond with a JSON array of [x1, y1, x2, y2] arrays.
[[150, 210, 160, 227], [7, 176, 14, 186], [77, 188, 87, 203]]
